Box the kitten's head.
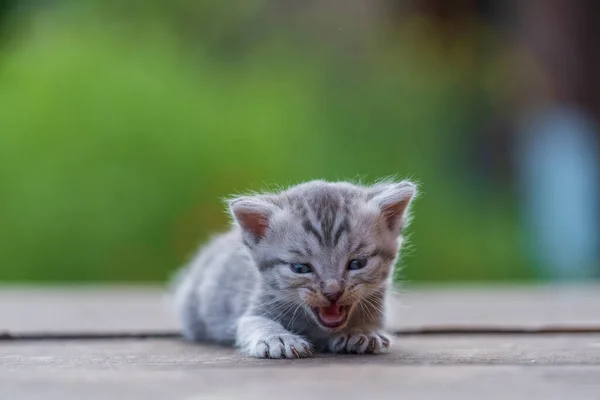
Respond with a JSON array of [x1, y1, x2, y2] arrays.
[[228, 179, 417, 331]]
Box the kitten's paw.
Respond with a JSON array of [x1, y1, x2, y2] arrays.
[[242, 334, 314, 359], [328, 331, 391, 354]]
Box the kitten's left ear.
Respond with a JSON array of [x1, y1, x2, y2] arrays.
[[369, 180, 418, 234]]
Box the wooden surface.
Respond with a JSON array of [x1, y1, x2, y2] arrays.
[[1, 284, 600, 399]]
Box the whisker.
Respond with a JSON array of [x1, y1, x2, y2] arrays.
[[358, 301, 375, 322], [252, 293, 298, 309], [256, 298, 296, 320], [289, 303, 304, 327], [269, 301, 300, 323]]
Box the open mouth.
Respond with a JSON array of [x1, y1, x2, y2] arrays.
[[312, 305, 350, 329]]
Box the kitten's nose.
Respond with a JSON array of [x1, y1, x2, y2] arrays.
[[321, 280, 343, 303], [323, 290, 343, 303]]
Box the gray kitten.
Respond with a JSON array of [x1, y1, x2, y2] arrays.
[[172, 179, 417, 358]]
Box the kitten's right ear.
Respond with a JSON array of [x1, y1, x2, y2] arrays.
[[228, 196, 277, 242]]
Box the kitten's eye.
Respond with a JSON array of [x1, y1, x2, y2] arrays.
[[290, 263, 313, 274], [347, 259, 366, 270]]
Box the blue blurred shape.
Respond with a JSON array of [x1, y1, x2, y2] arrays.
[[516, 106, 600, 280]]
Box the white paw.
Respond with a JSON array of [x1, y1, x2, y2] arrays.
[[242, 334, 314, 359], [328, 331, 391, 354]]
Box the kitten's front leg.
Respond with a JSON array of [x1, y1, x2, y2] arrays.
[[328, 331, 391, 354], [236, 315, 314, 359]]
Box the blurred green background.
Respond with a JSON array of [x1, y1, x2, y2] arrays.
[[1, 0, 598, 283]]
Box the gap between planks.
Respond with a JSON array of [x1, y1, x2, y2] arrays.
[[2, 325, 600, 341]]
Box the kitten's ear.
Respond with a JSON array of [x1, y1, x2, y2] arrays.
[[228, 196, 278, 241], [369, 180, 418, 234]]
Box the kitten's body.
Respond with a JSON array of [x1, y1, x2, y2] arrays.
[[172, 179, 417, 358]]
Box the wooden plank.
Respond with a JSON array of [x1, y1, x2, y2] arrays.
[[1, 284, 599, 334], [1, 337, 599, 399], [385, 284, 600, 331], [4, 365, 599, 400], [2, 336, 600, 366]]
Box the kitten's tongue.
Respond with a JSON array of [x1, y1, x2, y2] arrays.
[[319, 305, 343, 323]]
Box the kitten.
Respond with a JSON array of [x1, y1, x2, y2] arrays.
[[172, 179, 417, 358]]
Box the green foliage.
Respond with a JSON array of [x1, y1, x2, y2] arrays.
[[0, 4, 532, 282]]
